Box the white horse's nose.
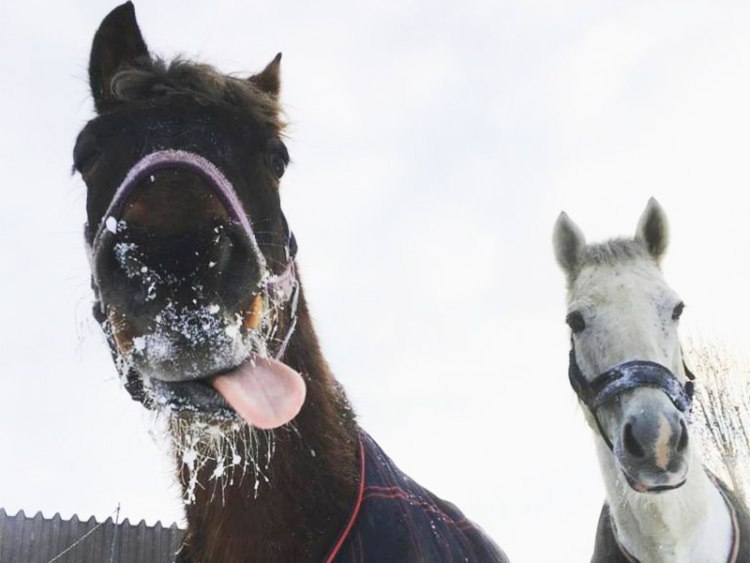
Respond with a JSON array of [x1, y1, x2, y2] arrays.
[[619, 405, 689, 487]]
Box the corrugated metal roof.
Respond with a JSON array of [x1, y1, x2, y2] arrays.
[[0, 508, 184, 563]]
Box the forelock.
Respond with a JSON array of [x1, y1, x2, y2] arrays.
[[581, 238, 651, 269], [109, 58, 285, 133]]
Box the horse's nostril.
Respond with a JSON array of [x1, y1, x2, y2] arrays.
[[677, 419, 689, 453], [623, 422, 646, 459]]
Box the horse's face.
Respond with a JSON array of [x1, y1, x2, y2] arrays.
[[554, 199, 693, 493], [75, 3, 303, 427]]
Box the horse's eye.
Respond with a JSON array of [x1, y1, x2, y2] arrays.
[[672, 302, 685, 321], [73, 132, 101, 175], [267, 153, 287, 178], [266, 141, 289, 179], [566, 311, 586, 334]]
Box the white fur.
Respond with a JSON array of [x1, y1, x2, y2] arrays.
[[555, 200, 733, 562], [596, 430, 731, 562]]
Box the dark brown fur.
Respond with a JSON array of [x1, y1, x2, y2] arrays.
[[177, 293, 360, 562]]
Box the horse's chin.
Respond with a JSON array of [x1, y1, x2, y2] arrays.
[[106, 306, 307, 430], [102, 284, 276, 415], [134, 353, 308, 431], [126, 356, 253, 425], [107, 309, 263, 424]]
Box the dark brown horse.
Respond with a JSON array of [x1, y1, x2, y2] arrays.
[[75, 3, 508, 562]]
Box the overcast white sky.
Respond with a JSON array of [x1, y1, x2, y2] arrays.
[[2, 1, 750, 561]]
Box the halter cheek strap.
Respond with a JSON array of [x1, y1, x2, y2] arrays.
[[568, 346, 695, 451], [270, 210, 299, 360], [266, 250, 299, 361]]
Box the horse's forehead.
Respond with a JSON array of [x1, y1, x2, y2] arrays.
[[570, 259, 672, 307], [90, 101, 263, 142]]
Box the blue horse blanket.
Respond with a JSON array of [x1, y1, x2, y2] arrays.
[[325, 433, 508, 562]]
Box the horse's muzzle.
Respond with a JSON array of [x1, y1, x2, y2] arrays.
[[615, 400, 690, 493], [89, 153, 266, 384]]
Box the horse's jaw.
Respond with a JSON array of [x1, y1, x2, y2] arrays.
[[596, 439, 733, 563]]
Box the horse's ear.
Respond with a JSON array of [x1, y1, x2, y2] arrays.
[[635, 197, 669, 262], [89, 2, 149, 113], [553, 212, 586, 278], [249, 53, 282, 98]]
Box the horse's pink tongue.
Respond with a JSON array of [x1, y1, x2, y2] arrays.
[[211, 354, 306, 429]]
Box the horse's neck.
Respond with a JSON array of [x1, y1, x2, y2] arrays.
[[177, 292, 360, 563], [598, 442, 733, 563]]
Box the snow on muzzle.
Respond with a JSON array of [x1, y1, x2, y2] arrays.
[[88, 150, 306, 429]]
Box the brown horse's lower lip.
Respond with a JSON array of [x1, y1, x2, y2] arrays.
[[150, 376, 240, 421], [102, 298, 270, 421]]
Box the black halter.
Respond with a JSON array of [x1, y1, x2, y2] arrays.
[[568, 345, 695, 451]]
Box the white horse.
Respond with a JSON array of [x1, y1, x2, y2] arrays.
[[553, 198, 750, 562]]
